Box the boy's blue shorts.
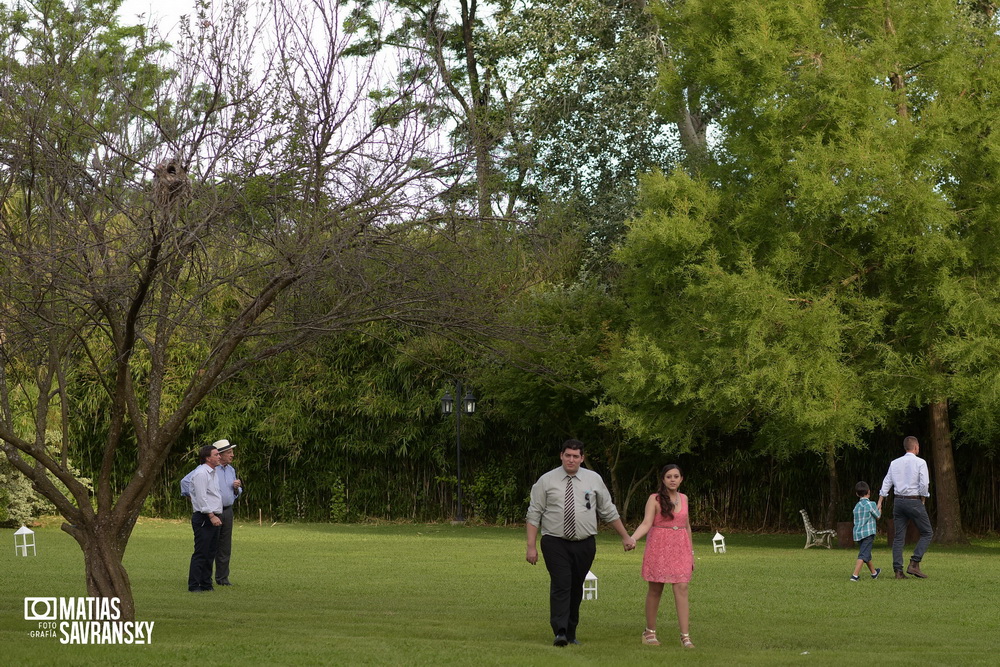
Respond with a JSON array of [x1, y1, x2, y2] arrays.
[[855, 534, 874, 562]]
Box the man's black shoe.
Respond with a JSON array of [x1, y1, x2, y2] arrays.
[[216, 581, 233, 586], [553, 634, 568, 647], [568, 639, 582, 645]]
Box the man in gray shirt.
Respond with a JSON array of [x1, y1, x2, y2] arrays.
[[526, 439, 635, 646], [212, 439, 242, 586]]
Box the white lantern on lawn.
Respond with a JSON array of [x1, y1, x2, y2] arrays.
[[14, 525, 36, 556], [582, 570, 598, 600], [713, 531, 726, 553]]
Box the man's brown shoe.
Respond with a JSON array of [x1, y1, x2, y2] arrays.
[[906, 561, 928, 578], [894, 570, 907, 579]]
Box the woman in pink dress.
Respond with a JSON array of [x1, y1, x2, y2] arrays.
[[630, 464, 695, 648]]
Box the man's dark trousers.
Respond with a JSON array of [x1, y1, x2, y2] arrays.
[[540, 535, 596, 641], [188, 513, 221, 591], [892, 497, 933, 572], [215, 505, 234, 584]]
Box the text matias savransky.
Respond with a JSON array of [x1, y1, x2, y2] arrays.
[[24, 597, 155, 645]]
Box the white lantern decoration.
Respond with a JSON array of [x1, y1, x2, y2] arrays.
[[712, 531, 726, 553], [14, 525, 36, 556], [582, 570, 598, 600]]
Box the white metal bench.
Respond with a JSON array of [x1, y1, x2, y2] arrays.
[[799, 509, 836, 549]]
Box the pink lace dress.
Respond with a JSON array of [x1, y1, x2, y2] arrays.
[[641, 493, 693, 584]]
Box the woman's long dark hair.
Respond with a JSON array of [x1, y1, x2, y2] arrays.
[[656, 464, 683, 519]]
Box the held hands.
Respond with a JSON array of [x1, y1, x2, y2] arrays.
[[233, 479, 242, 490], [622, 536, 636, 552]]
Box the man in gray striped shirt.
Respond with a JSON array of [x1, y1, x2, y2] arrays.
[[525, 439, 635, 646]]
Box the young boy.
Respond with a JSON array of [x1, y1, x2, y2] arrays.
[[851, 481, 881, 581]]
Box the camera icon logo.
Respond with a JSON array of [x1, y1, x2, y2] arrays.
[[24, 597, 58, 621]]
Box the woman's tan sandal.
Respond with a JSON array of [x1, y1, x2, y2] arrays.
[[642, 628, 660, 646], [680, 633, 695, 649]]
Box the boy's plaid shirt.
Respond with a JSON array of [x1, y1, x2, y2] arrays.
[[853, 498, 880, 540]]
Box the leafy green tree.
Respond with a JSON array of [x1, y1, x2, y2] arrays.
[[347, 0, 675, 229], [470, 282, 662, 515], [603, 0, 1000, 542], [346, 0, 517, 218], [499, 0, 680, 276]]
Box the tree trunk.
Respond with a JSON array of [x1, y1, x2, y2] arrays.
[[824, 444, 839, 528], [473, 136, 493, 219], [603, 441, 622, 514], [65, 521, 136, 622], [458, 0, 494, 219], [677, 86, 712, 171], [927, 400, 967, 544]]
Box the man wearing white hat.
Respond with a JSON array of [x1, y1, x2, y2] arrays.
[[213, 439, 242, 586], [181, 438, 242, 586]]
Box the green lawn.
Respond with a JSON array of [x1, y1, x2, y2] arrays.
[[2, 520, 998, 665]]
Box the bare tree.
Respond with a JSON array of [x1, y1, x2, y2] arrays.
[[0, 0, 531, 620]]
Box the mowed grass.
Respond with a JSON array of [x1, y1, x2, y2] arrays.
[[2, 520, 999, 666]]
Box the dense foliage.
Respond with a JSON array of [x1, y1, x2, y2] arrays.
[[3, 0, 1000, 562]]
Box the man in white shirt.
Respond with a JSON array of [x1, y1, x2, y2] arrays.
[[180, 438, 244, 586], [187, 444, 224, 592], [877, 436, 933, 579]]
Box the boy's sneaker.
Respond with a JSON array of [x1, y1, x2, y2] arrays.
[[850, 575, 859, 581], [871, 568, 881, 580]]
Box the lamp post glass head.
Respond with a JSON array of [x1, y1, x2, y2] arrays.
[[440, 383, 475, 523]]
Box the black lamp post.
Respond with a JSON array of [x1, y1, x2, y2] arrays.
[[441, 381, 476, 523]]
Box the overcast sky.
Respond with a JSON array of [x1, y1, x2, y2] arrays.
[[117, 0, 194, 38]]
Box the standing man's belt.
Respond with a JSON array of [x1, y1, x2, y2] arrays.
[[550, 534, 594, 542], [898, 495, 922, 499]]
